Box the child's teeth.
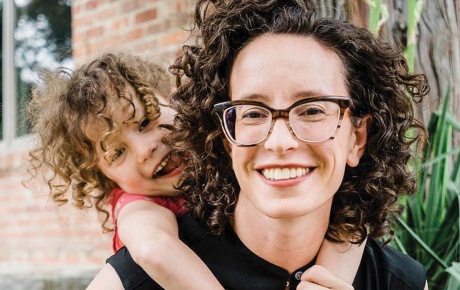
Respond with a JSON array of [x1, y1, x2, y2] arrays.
[[155, 155, 170, 174]]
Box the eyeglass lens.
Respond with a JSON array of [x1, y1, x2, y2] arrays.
[[222, 100, 341, 145]]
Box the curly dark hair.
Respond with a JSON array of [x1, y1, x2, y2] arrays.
[[27, 52, 172, 231], [169, 0, 429, 243]]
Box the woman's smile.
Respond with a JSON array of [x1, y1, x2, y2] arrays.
[[261, 166, 311, 180]]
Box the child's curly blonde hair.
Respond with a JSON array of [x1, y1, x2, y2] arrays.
[[27, 52, 172, 231]]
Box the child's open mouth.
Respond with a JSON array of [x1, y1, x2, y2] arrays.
[[153, 153, 182, 178]]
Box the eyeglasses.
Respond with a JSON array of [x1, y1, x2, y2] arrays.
[[213, 96, 350, 147]]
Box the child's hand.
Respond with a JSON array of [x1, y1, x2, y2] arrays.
[[315, 237, 366, 284], [296, 265, 354, 290]]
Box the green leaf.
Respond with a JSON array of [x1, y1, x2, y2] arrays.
[[397, 218, 449, 268], [446, 263, 460, 289]]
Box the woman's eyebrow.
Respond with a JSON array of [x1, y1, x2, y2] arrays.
[[233, 90, 331, 102], [231, 93, 268, 101], [293, 90, 330, 99]]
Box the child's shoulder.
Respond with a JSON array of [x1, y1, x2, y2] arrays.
[[110, 188, 153, 218], [110, 188, 187, 217]]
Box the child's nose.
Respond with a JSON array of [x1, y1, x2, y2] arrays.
[[136, 141, 157, 163]]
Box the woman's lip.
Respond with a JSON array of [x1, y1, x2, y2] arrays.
[[255, 163, 315, 170]]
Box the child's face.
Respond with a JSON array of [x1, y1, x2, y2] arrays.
[[92, 89, 181, 197]]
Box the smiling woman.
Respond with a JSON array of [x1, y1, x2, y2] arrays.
[[102, 0, 430, 289]]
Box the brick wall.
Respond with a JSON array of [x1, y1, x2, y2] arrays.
[[72, 0, 191, 66], [0, 147, 110, 267], [0, 0, 192, 288]]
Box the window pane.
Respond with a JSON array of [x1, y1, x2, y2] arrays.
[[14, 0, 72, 137]]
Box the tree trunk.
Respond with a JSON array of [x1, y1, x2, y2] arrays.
[[313, 0, 460, 146], [413, 0, 460, 147]]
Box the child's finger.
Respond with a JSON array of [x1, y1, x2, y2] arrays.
[[297, 265, 354, 290], [296, 281, 330, 290]]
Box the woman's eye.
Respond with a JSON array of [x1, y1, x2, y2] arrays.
[[241, 108, 268, 119], [294, 104, 328, 122], [304, 107, 326, 115], [243, 112, 261, 119], [139, 118, 151, 131], [296, 104, 327, 116]]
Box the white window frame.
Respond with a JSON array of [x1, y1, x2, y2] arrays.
[[1, 0, 35, 153]]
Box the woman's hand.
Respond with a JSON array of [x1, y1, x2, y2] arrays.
[[297, 265, 354, 290]]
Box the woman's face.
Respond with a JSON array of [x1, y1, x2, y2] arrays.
[[93, 90, 181, 196], [228, 34, 367, 220]]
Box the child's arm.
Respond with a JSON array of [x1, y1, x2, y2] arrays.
[[117, 200, 225, 290], [315, 237, 366, 284], [86, 264, 124, 290]]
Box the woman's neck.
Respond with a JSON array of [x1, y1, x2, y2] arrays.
[[232, 196, 331, 273]]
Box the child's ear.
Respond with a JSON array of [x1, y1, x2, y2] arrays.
[[347, 114, 371, 167], [223, 138, 232, 155]]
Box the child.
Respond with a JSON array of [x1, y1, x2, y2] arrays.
[[27, 52, 364, 289], [27, 52, 224, 290]]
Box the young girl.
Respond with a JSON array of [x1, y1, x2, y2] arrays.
[[27, 52, 364, 289], [27, 52, 224, 290]]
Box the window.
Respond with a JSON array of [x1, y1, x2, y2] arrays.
[[1, 0, 72, 147]]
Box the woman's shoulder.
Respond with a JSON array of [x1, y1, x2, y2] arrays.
[[354, 239, 426, 290]]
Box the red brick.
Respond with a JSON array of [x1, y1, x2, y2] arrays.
[[86, 26, 104, 38], [147, 20, 170, 35], [161, 30, 188, 47], [110, 17, 130, 30], [125, 28, 144, 41], [136, 8, 157, 24], [86, 0, 101, 10]]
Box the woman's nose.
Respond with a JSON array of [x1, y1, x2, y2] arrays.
[[264, 119, 299, 154]]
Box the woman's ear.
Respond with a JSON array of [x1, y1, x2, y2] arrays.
[[347, 114, 372, 167]]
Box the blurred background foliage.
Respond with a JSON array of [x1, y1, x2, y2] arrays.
[[0, 0, 72, 137]]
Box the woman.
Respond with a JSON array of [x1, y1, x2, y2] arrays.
[[98, 0, 429, 289]]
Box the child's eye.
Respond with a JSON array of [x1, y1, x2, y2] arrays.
[[106, 148, 126, 164], [139, 118, 151, 132]]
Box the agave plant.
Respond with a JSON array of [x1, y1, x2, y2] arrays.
[[392, 88, 460, 289], [362, 1, 460, 288]]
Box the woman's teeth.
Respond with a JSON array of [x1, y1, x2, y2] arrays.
[[262, 167, 310, 180]]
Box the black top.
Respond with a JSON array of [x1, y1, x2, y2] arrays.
[[107, 213, 426, 290]]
